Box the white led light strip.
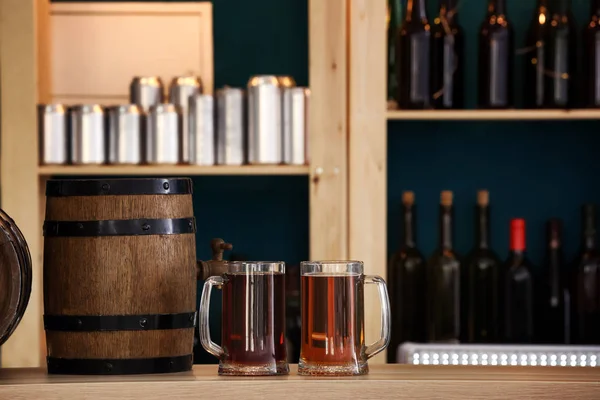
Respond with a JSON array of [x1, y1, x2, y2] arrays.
[[397, 342, 600, 367]]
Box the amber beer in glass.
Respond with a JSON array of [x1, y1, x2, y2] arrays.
[[199, 261, 289, 376], [299, 261, 391, 375]]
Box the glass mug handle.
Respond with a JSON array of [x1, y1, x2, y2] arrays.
[[199, 276, 225, 358], [364, 275, 391, 359]]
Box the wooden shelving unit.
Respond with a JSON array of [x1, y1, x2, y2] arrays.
[[0, 0, 348, 369], [38, 165, 310, 177], [387, 109, 600, 121]]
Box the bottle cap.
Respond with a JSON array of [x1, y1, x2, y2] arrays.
[[510, 218, 526, 251], [402, 191, 415, 206], [477, 190, 489, 206], [440, 191, 453, 206]]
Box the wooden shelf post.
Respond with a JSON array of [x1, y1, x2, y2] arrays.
[[0, 0, 50, 368], [348, 0, 388, 363]]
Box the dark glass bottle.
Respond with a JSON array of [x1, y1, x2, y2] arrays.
[[388, 0, 406, 102], [582, 0, 600, 107], [463, 190, 501, 343], [544, 0, 577, 108], [430, 0, 464, 109], [396, 0, 431, 109], [537, 219, 569, 344], [388, 191, 427, 362], [523, 0, 550, 109], [503, 219, 534, 343], [571, 204, 600, 344], [478, 0, 514, 108], [427, 191, 461, 342]]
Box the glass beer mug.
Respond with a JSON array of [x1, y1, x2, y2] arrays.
[[299, 261, 391, 376], [199, 261, 289, 376]]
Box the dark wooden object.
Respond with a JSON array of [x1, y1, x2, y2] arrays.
[[43, 178, 197, 375], [0, 209, 32, 348]]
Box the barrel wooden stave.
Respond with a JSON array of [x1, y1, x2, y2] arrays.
[[46, 330, 193, 358]]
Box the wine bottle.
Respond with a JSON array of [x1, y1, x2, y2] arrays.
[[571, 204, 600, 344], [388, 191, 427, 362], [503, 219, 534, 343], [430, 0, 464, 109], [478, 0, 514, 109], [427, 191, 461, 342], [388, 0, 406, 102], [523, 0, 550, 109], [582, 0, 600, 107], [537, 219, 569, 344], [544, 0, 577, 108], [396, 0, 431, 109], [463, 190, 501, 343]]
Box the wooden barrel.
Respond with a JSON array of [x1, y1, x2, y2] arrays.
[[0, 209, 32, 347], [43, 178, 197, 375]]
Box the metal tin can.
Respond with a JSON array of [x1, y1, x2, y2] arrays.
[[282, 87, 310, 165], [189, 94, 215, 165], [146, 104, 182, 164], [70, 104, 106, 165], [168, 76, 202, 164], [247, 75, 283, 164], [216, 87, 245, 166], [107, 105, 144, 164], [38, 104, 68, 165], [129, 76, 164, 112]]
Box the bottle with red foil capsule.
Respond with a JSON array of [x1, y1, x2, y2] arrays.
[[502, 218, 535, 343]]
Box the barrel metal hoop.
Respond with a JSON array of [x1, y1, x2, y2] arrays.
[[44, 312, 197, 332], [47, 355, 193, 375], [43, 217, 196, 237], [46, 178, 193, 196]]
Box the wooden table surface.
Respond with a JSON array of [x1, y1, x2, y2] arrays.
[[0, 364, 598, 399]]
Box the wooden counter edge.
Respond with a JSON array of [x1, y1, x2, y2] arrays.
[[0, 365, 598, 400]]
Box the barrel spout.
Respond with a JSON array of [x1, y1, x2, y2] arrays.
[[196, 238, 233, 280]]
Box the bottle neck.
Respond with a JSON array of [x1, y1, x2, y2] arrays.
[[582, 205, 597, 251], [546, 220, 563, 279], [407, 0, 427, 21], [390, 0, 405, 27], [592, 0, 600, 17], [440, 0, 458, 22], [402, 204, 416, 249], [475, 205, 490, 250], [488, 0, 506, 15], [439, 205, 453, 251], [552, 0, 570, 14]]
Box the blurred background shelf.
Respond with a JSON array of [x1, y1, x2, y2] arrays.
[[38, 165, 310, 177], [387, 109, 600, 121]]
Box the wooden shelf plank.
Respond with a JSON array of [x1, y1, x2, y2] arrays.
[[38, 165, 310, 176], [0, 365, 597, 399], [387, 109, 600, 121]]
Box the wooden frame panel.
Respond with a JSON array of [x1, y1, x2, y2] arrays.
[[50, 2, 214, 104], [348, 0, 387, 363]]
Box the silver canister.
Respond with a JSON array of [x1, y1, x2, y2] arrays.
[[70, 104, 106, 164], [38, 104, 68, 165], [277, 76, 296, 89], [216, 87, 245, 166], [168, 76, 203, 164], [146, 103, 182, 164], [282, 87, 310, 165], [129, 76, 164, 112], [189, 94, 215, 165], [247, 75, 283, 164], [107, 105, 144, 164]]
